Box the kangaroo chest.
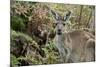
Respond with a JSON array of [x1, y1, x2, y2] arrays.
[[55, 35, 67, 52]]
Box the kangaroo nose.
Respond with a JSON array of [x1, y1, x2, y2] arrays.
[[57, 29, 62, 35], [58, 29, 61, 32]]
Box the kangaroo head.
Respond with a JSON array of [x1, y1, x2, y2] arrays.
[[51, 10, 71, 35]]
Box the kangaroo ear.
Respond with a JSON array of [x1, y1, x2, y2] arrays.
[[63, 11, 71, 21], [51, 10, 60, 20]]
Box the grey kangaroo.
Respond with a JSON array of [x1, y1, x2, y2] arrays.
[[51, 10, 95, 63]]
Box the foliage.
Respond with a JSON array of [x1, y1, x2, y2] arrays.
[[10, 54, 20, 67], [10, 30, 59, 65], [42, 41, 60, 64], [11, 16, 25, 32], [11, 30, 33, 41]]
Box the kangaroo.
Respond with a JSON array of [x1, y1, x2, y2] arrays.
[[51, 10, 95, 63]]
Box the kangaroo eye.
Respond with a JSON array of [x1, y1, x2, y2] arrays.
[[63, 23, 65, 26], [55, 23, 58, 25]]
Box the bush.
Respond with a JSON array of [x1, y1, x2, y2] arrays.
[[11, 16, 25, 32], [10, 54, 20, 67]]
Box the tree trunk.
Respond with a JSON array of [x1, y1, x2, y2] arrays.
[[78, 5, 83, 29]]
